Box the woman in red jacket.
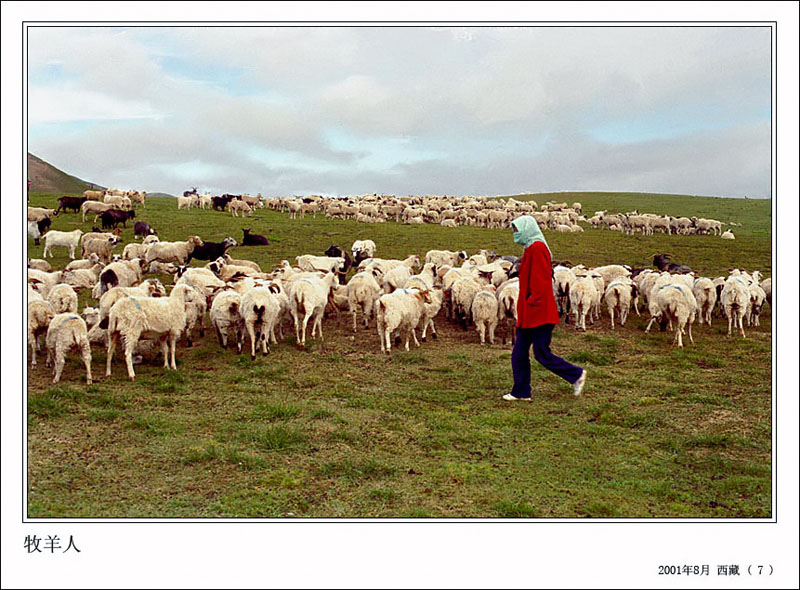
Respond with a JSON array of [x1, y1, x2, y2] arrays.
[[503, 215, 586, 400]]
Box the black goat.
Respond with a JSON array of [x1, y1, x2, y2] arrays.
[[212, 194, 236, 211], [191, 236, 237, 261], [99, 209, 136, 229], [242, 228, 269, 246], [653, 253, 693, 274], [55, 195, 86, 214], [134, 221, 157, 239], [183, 187, 198, 197], [323, 245, 353, 282]]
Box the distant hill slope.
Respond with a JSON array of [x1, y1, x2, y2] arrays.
[[27, 153, 104, 194]]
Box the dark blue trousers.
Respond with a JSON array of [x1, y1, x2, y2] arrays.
[[510, 324, 584, 398]]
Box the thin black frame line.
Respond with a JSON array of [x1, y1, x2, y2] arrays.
[[22, 21, 778, 524]]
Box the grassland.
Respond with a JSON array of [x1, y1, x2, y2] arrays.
[[25, 191, 772, 518]]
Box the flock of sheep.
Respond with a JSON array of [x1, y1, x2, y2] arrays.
[[27, 189, 769, 387]]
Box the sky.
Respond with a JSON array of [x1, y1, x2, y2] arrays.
[[27, 26, 772, 198]]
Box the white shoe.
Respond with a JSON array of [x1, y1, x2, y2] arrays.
[[502, 393, 530, 401], [573, 370, 587, 396]]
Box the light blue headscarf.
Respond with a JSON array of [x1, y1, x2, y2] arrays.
[[511, 215, 551, 257]]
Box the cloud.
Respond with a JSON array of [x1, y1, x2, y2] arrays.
[[27, 26, 772, 198]]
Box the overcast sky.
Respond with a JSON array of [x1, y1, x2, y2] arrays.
[[27, 26, 772, 198]]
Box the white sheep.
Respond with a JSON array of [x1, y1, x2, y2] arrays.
[[145, 236, 204, 265], [105, 283, 197, 380], [692, 277, 717, 326], [720, 276, 750, 338], [382, 265, 412, 294], [496, 278, 519, 345], [418, 288, 445, 341], [240, 286, 282, 357], [45, 313, 92, 384], [148, 261, 178, 275], [553, 266, 577, 321], [96, 279, 168, 332], [653, 283, 697, 347], [346, 270, 382, 332], [43, 229, 83, 259], [425, 249, 467, 268], [47, 284, 78, 314], [295, 255, 345, 275], [746, 284, 767, 328], [760, 278, 771, 307], [375, 288, 432, 353], [471, 285, 499, 344], [61, 268, 101, 291], [28, 258, 52, 272], [65, 252, 101, 271], [352, 239, 377, 261], [601, 277, 632, 329], [721, 230, 735, 240], [210, 290, 244, 351], [82, 235, 121, 263], [28, 269, 63, 299], [450, 276, 481, 328], [569, 276, 598, 331], [229, 199, 253, 217], [175, 267, 227, 298], [289, 272, 339, 346], [405, 263, 437, 291], [181, 285, 208, 347], [28, 300, 55, 367]]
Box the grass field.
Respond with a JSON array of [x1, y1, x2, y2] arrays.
[[25, 191, 773, 518]]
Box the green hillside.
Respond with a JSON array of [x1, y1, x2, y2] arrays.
[[27, 153, 103, 194]]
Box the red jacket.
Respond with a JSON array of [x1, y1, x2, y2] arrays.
[[516, 241, 560, 328]]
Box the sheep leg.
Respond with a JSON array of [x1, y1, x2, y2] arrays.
[[248, 323, 257, 358], [352, 310, 358, 333], [738, 313, 746, 339], [688, 320, 694, 345], [489, 322, 496, 345], [477, 322, 485, 345], [727, 312, 733, 337], [30, 334, 38, 368], [216, 325, 225, 348], [106, 332, 117, 376], [609, 307, 615, 330], [411, 328, 420, 348], [51, 344, 66, 384], [81, 340, 93, 385], [123, 337, 139, 380], [169, 336, 178, 370], [301, 313, 312, 346]]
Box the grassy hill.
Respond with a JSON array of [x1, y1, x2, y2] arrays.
[[27, 153, 104, 194], [25, 190, 772, 518]]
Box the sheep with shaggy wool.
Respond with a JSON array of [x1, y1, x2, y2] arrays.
[[28, 300, 55, 367], [471, 285, 499, 345], [210, 290, 244, 351], [28, 269, 63, 299], [569, 276, 598, 332], [720, 276, 750, 338], [105, 283, 197, 380], [496, 278, 519, 345], [289, 272, 339, 346], [450, 276, 482, 329], [603, 276, 636, 329], [417, 287, 445, 341], [375, 288, 432, 354], [652, 283, 698, 347], [692, 277, 717, 326], [346, 270, 382, 332], [240, 286, 282, 357], [47, 283, 78, 314], [145, 236, 204, 265], [28, 258, 52, 272], [45, 313, 92, 384]]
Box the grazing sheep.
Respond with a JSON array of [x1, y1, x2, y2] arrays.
[[28, 300, 55, 367], [177, 195, 193, 210], [98, 259, 146, 297], [382, 265, 412, 294], [47, 284, 78, 314], [471, 285, 499, 344], [27, 207, 58, 222], [210, 290, 244, 351], [760, 278, 771, 307], [450, 276, 482, 329], [553, 266, 577, 322], [721, 230, 735, 240], [229, 199, 253, 217], [569, 276, 598, 331], [221, 254, 262, 273], [27, 269, 63, 299], [240, 286, 282, 357], [425, 249, 467, 268], [346, 270, 382, 332], [295, 255, 345, 275], [375, 288, 432, 353], [105, 284, 197, 380], [496, 278, 519, 345], [45, 313, 92, 384], [145, 236, 204, 265], [181, 284, 208, 347], [720, 276, 750, 338], [653, 283, 698, 347], [351, 239, 377, 262], [746, 284, 767, 328], [81, 200, 113, 222], [603, 277, 636, 329], [28, 258, 52, 272], [96, 279, 167, 330], [174, 267, 226, 299], [43, 229, 83, 259], [82, 235, 121, 263], [289, 272, 339, 346], [692, 277, 717, 326], [148, 261, 179, 275]]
